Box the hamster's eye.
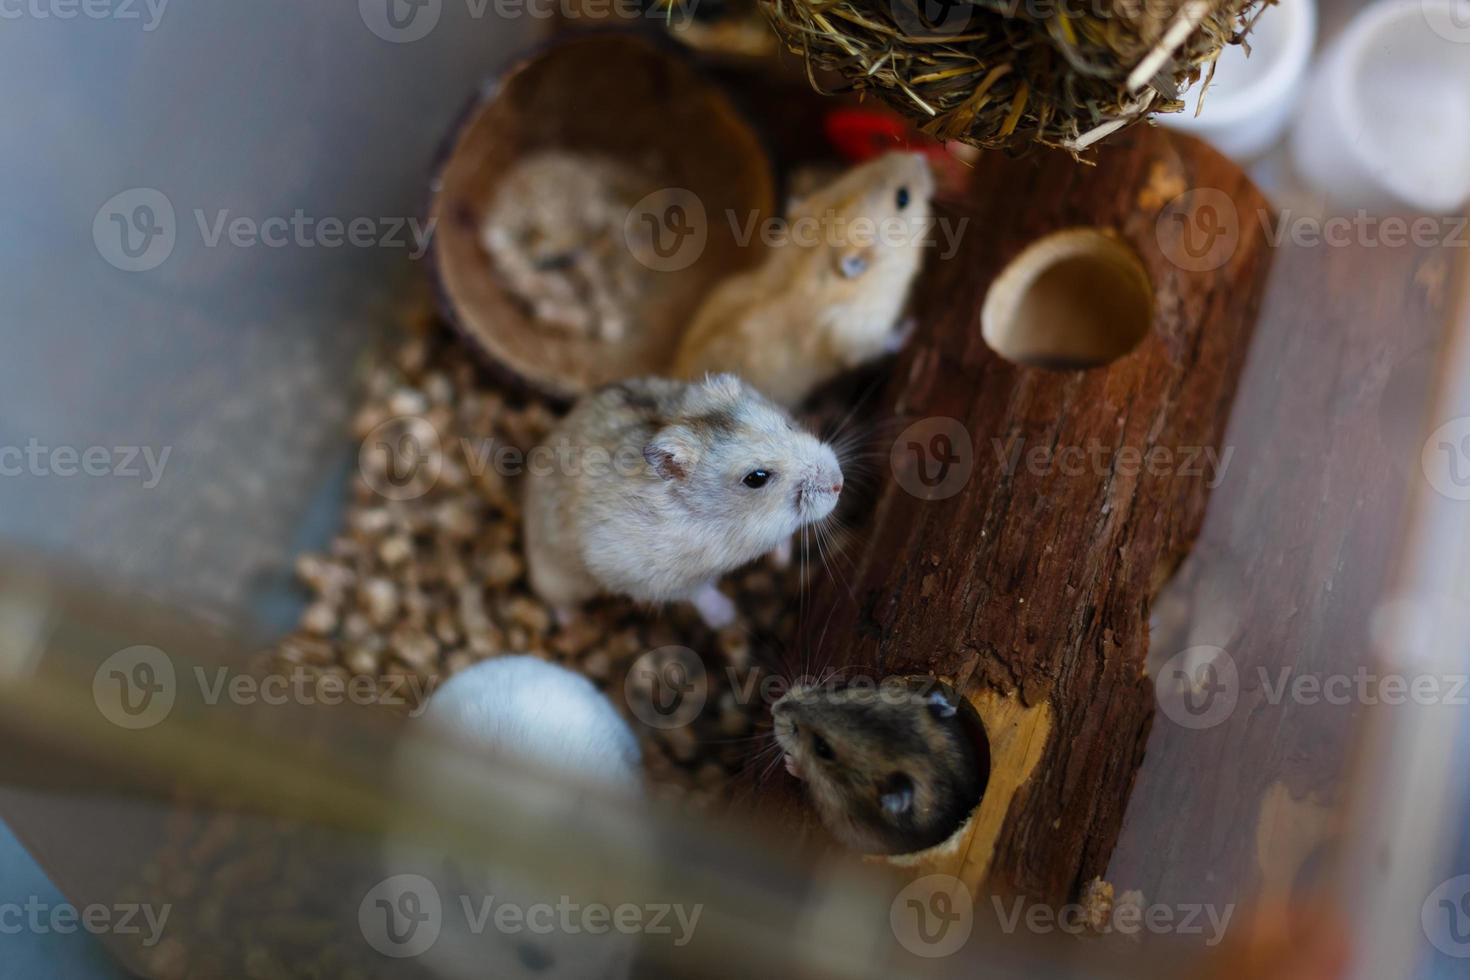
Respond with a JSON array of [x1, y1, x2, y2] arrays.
[[742, 469, 772, 489], [812, 733, 835, 761], [896, 186, 911, 210]]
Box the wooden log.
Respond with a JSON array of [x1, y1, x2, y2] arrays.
[[737, 125, 1275, 905]]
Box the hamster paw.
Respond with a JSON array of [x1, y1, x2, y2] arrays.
[[690, 582, 737, 630], [767, 537, 793, 570]]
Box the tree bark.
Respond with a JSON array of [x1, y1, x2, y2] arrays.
[[740, 125, 1275, 905]]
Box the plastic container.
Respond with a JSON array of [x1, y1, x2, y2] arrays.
[[1289, 0, 1470, 212], [1158, 0, 1318, 162]]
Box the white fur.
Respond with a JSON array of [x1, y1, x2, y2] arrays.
[[383, 657, 643, 980], [524, 375, 842, 623], [420, 656, 641, 788]]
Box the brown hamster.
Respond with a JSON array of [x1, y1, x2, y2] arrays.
[[672, 153, 936, 407], [523, 374, 844, 628], [772, 676, 985, 854]]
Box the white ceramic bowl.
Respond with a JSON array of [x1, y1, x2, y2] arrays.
[[1289, 0, 1470, 213], [1159, 0, 1318, 161]]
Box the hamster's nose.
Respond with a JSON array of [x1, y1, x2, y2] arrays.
[[831, 479, 844, 495]]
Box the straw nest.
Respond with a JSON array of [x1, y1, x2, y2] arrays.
[[761, 0, 1270, 151]]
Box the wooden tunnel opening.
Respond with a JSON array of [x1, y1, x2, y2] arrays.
[[980, 228, 1154, 370], [887, 677, 991, 856]]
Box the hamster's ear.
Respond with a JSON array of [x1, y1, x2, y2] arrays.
[[699, 372, 745, 403], [835, 244, 874, 280], [925, 689, 958, 720], [880, 773, 915, 817], [643, 426, 698, 481]]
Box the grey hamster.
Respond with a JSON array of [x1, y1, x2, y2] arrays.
[[523, 373, 844, 628], [672, 152, 936, 407], [772, 676, 986, 855]]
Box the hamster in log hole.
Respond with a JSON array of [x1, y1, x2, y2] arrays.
[[773, 677, 986, 854]]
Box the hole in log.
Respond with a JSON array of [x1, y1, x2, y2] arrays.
[[980, 228, 1153, 370], [889, 676, 990, 856]]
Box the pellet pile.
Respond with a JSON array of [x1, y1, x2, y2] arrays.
[[126, 315, 811, 980], [269, 313, 801, 809]]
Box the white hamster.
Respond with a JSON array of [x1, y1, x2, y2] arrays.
[[382, 656, 643, 980], [523, 373, 844, 628], [673, 153, 935, 407], [416, 655, 642, 788]]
